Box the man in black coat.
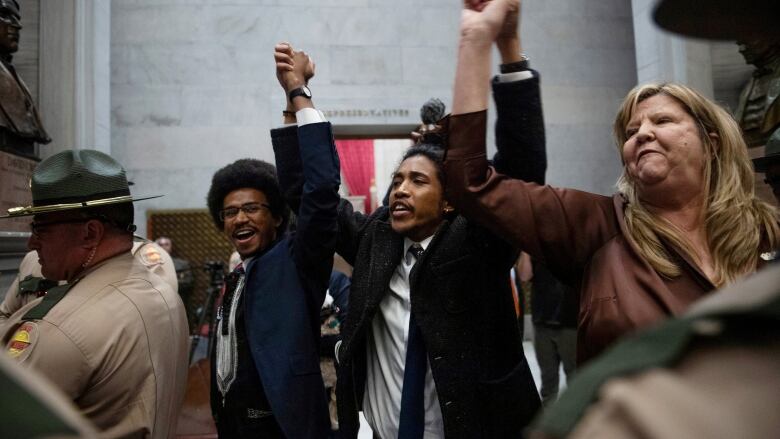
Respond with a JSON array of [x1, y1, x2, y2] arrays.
[[271, 6, 544, 437]]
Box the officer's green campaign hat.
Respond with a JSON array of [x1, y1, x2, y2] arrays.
[[653, 0, 780, 40], [753, 128, 780, 173], [1, 149, 161, 218]]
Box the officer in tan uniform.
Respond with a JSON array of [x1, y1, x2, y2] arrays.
[[0, 149, 189, 438], [0, 237, 178, 325]]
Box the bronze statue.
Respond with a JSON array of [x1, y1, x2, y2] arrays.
[[0, 0, 50, 158], [734, 38, 780, 147]]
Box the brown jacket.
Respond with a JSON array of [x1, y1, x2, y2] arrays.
[[442, 110, 720, 364]]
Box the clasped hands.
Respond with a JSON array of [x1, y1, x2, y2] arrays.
[[461, 0, 521, 46], [274, 42, 315, 94]]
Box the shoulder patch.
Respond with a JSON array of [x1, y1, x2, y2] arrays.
[[138, 245, 164, 267], [7, 322, 39, 361]]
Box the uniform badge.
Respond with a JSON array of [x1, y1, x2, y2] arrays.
[[7, 322, 38, 361], [140, 245, 164, 267]]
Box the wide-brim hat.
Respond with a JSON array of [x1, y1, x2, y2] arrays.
[[1, 149, 161, 219], [653, 0, 780, 40], [753, 128, 780, 172]]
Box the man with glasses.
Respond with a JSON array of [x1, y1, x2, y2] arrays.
[[0, 149, 189, 437], [204, 44, 339, 438]]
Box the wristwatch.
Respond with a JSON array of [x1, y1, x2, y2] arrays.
[[500, 54, 530, 74], [288, 85, 312, 101]]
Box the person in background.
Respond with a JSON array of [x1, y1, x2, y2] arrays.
[[445, 0, 779, 364], [319, 269, 351, 436], [155, 236, 195, 301], [518, 252, 577, 406]]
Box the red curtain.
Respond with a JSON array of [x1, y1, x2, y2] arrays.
[[335, 139, 375, 212]]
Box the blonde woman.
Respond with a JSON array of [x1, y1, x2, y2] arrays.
[[444, 0, 779, 364]]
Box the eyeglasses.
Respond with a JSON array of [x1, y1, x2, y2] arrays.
[[30, 218, 90, 236], [219, 203, 272, 221]]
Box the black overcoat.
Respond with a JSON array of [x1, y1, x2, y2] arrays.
[[272, 72, 546, 438]]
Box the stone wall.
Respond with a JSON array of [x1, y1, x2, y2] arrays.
[[523, 0, 636, 192], [110, 0, 637, 237]]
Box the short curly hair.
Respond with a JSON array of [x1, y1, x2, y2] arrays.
[[206, 159, 289, 233]]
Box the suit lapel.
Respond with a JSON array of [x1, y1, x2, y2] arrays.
[[409, 219, 452, 287], [364, 221, 404, 314]]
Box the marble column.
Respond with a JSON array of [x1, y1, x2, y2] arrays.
[[39, 0, 111, 158], [631, 0, 714, 98]]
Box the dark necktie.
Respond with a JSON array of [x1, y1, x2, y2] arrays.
[[398, 244, 426, 439]]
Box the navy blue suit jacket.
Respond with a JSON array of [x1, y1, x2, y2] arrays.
[[243, 121, 340, 438]]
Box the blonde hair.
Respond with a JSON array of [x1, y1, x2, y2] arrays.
[[613, 83, 779, 286]]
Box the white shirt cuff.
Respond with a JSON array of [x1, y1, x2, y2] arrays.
[[296, 108, 327, 126], [496, 70, 534, 83]]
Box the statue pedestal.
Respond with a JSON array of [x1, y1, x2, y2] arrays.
[[0, 136, 36, 161], [0, 150, 36, 232]]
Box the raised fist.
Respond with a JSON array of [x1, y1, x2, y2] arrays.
[[274, 42, 314, 93]]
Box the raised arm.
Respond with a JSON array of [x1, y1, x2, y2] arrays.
[[272, 43, 340, 300], [452, 0, 517, 116], [491, 7, 546, 184], [271, 44, 370, 267], [443, 1, 618, 284], [451, 0, 546, 184]]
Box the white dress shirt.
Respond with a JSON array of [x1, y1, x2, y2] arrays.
[[295, 107, 326, 125], [363, 235, 444, 439]]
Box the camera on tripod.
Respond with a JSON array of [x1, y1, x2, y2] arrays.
[[203, 261, 225, 279], [190, 260, 227, 363]]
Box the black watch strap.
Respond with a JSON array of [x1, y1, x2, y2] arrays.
[[288, 86, 312, 101], [500, 57, 530, 74]]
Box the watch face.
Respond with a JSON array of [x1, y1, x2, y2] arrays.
[[301, 86, 312, 98]]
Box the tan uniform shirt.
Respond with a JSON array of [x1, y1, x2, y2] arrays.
[[2, 252, 189, 438], [0, 238, 177, 325], [0, 251, 42, 325]]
